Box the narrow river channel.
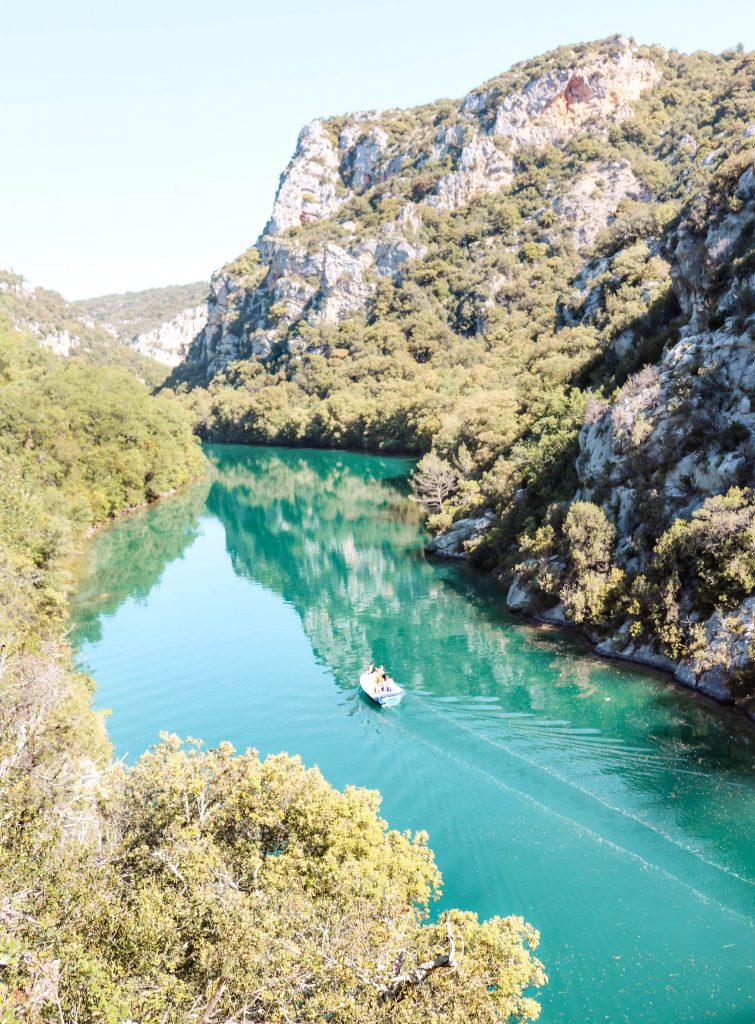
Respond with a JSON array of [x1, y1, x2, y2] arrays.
[[70, 445, 754, 1024]]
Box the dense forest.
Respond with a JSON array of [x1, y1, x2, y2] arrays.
[[168, 38, 755, 711]]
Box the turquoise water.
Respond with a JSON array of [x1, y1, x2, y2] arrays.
[[70, 445, 755, 1024]]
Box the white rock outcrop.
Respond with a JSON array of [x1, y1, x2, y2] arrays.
[[132, 305, 208, 367], [553, 160, 648, 249], [426, 512, 495, 559], [263, 121, 343, 237], [430, 138, 514, 210]]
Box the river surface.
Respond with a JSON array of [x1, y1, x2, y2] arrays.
[[70, 445, 754, 1024]]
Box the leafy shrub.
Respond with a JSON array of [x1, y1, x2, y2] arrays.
[[651, 487, 755, 618]]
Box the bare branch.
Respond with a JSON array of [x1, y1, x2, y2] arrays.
[[197, 976, 228, 1024], [378, 912, 457, 1003]]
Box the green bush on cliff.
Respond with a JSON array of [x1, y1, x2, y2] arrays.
[[637, 488, 755, 658], [515, 500, 625, 625]]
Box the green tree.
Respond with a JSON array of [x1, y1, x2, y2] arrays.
[[2, 738, 546, 1023]]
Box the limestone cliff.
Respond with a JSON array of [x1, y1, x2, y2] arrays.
[[130, 305, 207, 366], [177, 36, 658, 382], [76, 282, 208, 367], [506, 161, 755, 709]]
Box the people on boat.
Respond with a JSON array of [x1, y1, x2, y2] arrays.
[[365, 661, 395, 695], [362, 661, 402, 704]]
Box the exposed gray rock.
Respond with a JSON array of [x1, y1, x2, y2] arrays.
[[347, 126, 389, 191], [695, 666, 733, 702], [536, 602, 568, 625], [426, 511, 494, 560], [594, 638, 678, 673], [506, 573, 540, 612], [577, 176, 755, 545], [263, 120, 343, 237], [552, 160, 648, 250], [34, 327, 78, 356], [573, 164, 755, 707], [132, 305, 207, 367], [429, 137, 513, 210]]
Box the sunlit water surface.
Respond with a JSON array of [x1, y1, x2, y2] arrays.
[[70, 445, 754, 1024]]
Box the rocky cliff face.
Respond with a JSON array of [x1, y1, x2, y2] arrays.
[[506, 161, 755, 709], [178, 36, 659, 382], [131, 305, 207, 366], [76, 282, 208, 367], [169, 36, 755, 713]]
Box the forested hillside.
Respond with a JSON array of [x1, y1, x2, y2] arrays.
[[169, 37, 755, 712], [0, 322, 544, 1020], [0, 267, 167, 384], [77, 281, 209, 367]]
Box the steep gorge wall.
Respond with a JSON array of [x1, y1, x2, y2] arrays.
[[178, 38, 659, 381], [507, 163, 755, 708]]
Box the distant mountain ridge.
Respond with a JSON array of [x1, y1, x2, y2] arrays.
[[0, 265, 166, 384], [76, 282, 208, 367]]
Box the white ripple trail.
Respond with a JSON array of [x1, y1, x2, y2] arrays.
[[408, 701, 755, 898]]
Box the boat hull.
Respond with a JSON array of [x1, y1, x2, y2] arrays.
[[359, 671, 404, 707]]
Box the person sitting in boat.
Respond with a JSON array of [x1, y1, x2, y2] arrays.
[[368, 660, 375, 675], [375, 666, 388, 692]]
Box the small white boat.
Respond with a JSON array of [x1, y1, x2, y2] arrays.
[[359, 670, 405, 708]]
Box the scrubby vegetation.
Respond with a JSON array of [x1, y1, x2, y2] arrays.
[[0, 322, 202, 629], [643, 488, 755, 658], [0, 323, 545, 1020], [1, 735, 545, 1023], [0, 268, 167, 385]]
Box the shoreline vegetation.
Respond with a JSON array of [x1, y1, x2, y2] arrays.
[[0, 330, 546, 1018]]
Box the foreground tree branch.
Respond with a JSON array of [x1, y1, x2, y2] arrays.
[[379, 912, 457, 1003], [196, 976, 228, 1024]]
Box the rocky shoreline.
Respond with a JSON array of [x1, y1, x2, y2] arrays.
[[426, 530, 755, 722]]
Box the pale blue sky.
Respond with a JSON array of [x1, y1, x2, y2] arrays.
[[2, 0, 753, 299]]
